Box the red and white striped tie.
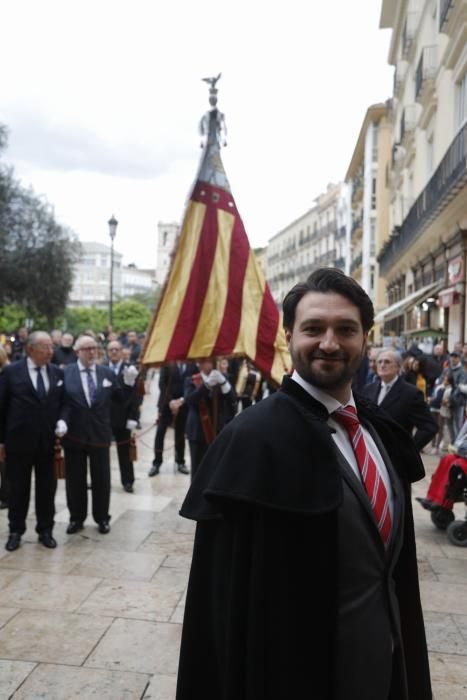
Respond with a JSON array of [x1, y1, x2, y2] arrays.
[[334, 405, 392, 549]]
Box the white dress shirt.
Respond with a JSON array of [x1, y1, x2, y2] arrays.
[[291, 370, 394, 518], [27, 357, 50, 393], [377, 376, 399, 405]]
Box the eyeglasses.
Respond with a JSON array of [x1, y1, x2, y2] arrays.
[[79, 346, 97, 351], [377, 359, 395, 365]]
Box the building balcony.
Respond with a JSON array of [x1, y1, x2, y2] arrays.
[[378, 121, 467, 276], [352, 174, 363, 204], [415, 46, 437, 104], [393, 60, 408, 97], [401, 11, 418, 59], [400, 105, 417, 145], [351, 214, 363, 240]]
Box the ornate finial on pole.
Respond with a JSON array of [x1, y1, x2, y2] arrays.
[[199, 73, 227, 149], [202, 72, 222, 108]]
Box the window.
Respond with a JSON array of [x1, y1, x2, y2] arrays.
[[370, 222, 376, 256], [371, 178, 377, 209], [427, 135, 434, 177]]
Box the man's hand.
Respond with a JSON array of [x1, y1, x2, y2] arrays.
[[55, 420, 68, 438], [126, 419, 138, 431], [123, 365, 139, 386], [206, 369, 226, 387], [169, 398, 184, 416]]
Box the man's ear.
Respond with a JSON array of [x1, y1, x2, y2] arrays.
[[285, 329, 291, 348]]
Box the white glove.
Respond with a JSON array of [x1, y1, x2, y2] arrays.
[[55, 420, 68, 438], [220, 380, 232, 395], [458, 384, 467, 395], [208, 369, 227, 386], [205, 371, 220, 387], [126, 419, 138, 430], [123, 365, 139, 386]]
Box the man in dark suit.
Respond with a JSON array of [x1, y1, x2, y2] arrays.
[[176, 269, 431, 700], [362, 348, 438, 451], [149, 362, 197, 477], [106, 340, 140, 492], [183, 359, 237, 481], [60, 335, 138, 535], [0, 331, 64, 551]]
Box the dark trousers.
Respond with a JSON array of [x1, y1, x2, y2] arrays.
[[0, 460, 9, 503], [64, 447, 110, 524], [188, 441, 208, 482], [113, 427, 134, 486], [154, 405, 187, 465], [6, 448, 57, 534]]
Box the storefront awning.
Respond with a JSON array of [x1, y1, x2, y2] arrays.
[[374, 281, 441, 325], [401, 328, 448, 339]]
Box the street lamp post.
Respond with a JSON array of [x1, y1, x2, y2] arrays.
[[108, 215, 118, 329]]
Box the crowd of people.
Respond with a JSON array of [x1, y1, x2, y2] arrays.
[[357, 339, 467, 524], [0, 328, 144, 551]]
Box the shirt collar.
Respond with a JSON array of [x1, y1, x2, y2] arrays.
[[27, 357, 45, 372], [291, 370, 356, 413], [78, 360, 95, 372], [381, 375, 399, 390]]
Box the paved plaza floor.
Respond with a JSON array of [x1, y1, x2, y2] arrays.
[[0, 378, 466, 698]]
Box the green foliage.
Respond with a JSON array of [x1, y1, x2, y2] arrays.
[[0, 124, 81, 326], [0, 304, 28, 332], [63, 307, 108, 336], [127, 288, 161, 312], [112, 300, 151, 333]]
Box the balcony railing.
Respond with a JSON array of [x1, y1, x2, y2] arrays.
[[379, 121, 467, 275], [440, 0, 454, 30], [415, 46, 437, 100]]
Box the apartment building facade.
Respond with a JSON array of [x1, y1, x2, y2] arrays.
[[266, 184, 343, 306], [346, 103, 392, 342], [69, 242, 156, 309], [156, 221, 180, 286], [377, 0, 467, 349]]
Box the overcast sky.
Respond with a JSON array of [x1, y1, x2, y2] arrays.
[[1, 0, 393, 268]]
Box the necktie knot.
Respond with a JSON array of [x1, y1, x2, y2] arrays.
[[333, 405, 360, 433]]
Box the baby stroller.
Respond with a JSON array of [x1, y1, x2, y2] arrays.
[[431, 463, 467, 546]]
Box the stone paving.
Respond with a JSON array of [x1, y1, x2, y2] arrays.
[[0, 378, 466, 698]]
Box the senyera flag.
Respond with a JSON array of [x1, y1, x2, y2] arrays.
[[141, 78, 290, 385]]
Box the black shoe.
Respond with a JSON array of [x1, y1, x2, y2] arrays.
[[66, 521, 84, 534], [6, 533, 21, 551], [415, 497, 439, 512], [98, 521, 110, 534], [148, 463, 160, 477], [38, 531, 57, 549], [123, 483, 134, 493], [177, 463, 190, 475]]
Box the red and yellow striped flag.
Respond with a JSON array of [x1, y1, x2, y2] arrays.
[[141, 103, 290, 385]]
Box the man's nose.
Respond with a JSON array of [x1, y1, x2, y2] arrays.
[[319, 329, 339, 352]]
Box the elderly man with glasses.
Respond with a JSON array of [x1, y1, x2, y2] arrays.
[[58, 335, 138, 535], [362, 349, 437, 451]]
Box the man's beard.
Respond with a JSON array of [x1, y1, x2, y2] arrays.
[[292, 349, 365, 391]]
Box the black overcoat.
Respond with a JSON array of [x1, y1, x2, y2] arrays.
[[176, 377, 432, 700]]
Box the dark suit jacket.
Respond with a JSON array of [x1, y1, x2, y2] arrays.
[[177, 377, 431, 699], [105, 362, 140, 430], [60, 363, 131, 449], [158, 364, 197, 411], [0, 358, 64, 453], [362, 375, 438, 450]]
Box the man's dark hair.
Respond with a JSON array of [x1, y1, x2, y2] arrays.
[[282, 267, 374, 332]]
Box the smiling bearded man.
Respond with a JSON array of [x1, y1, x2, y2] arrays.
[[176, 267, 432, 700]]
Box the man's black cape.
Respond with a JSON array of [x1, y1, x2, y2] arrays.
[[176, 377, 432, 699]]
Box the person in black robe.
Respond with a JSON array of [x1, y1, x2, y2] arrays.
[[176, 268, 431, 700]]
